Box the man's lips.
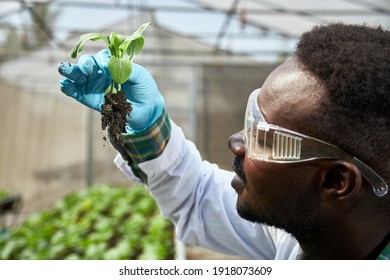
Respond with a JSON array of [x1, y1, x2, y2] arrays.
[[231, 175, 246, 193], [231, 157, 246, 192]]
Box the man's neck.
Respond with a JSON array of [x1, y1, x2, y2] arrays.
[[297, 228, 390, 260], [365, 231, 390, 259]]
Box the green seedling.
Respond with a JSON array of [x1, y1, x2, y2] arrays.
[[70, 22, 151, 93]]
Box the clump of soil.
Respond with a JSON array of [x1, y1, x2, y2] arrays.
[[101, 92, 132, 144]]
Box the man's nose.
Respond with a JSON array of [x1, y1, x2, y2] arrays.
[[228, 130, 245, 157]]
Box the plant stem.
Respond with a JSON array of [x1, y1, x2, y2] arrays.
[[110, 81, 115, 94]]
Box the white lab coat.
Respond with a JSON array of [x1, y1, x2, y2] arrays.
[[114, 121, 300, 259]]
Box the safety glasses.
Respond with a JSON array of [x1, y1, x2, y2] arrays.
[[244, 88, 388, 197]]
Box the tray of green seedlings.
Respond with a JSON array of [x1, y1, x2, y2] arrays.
[[0, 185, 176, 260]]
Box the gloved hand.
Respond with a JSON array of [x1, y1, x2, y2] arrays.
[[58, 49, 164, 133]]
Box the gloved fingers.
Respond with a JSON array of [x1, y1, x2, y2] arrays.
[[77, 54, 99, 77], [58, 61, 87, 84], [59, 78, 77, 98], [127, 62, 149, 86], [59, 78, 87, 104], [92, 49, 112, 78], [123, 63, 160, 105], [59, 78, 103, 112], [125, 101, 154, 132]]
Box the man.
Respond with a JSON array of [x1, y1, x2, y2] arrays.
[[58, 23, 390, 259]]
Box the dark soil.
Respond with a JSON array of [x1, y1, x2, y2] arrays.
[[101, 91, 132, 144]]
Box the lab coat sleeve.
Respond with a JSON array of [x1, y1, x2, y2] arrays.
[[114, 120, 297, 259]]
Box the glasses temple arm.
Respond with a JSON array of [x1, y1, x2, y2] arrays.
[[351, 157, 388, 197]]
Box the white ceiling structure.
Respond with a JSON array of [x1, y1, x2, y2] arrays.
[[195, 0, 390, 38], [0, 0, 389, 95], [0, 1, 389, 59], [190, 0, 390, 57]]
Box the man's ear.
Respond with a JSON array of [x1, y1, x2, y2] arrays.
[[318, 160, 363, 200]]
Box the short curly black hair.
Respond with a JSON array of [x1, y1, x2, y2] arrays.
[[295, 23, 390, 192]]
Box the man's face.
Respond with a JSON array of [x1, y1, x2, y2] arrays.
[[229, 58, 326, 233]]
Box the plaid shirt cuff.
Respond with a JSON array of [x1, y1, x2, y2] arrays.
[[120, 109, 171, 182]]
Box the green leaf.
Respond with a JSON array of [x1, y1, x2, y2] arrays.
[[108, 56, 132, 85], [69, 22, 151, 86], [71, 33, 109, 59], [119, 22, 151, 58], [109, 32, 125, 58], [122, 37, 145, 61], [130, 22, 152, 38]]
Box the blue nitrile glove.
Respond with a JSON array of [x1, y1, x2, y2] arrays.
[[58, 49, 164, 133]]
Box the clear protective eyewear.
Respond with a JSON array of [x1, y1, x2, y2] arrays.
[[244, 88, 388, 197]]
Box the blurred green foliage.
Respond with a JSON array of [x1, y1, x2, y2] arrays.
[[0, 189, 9, 201], [0, 185, 175, 260]]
